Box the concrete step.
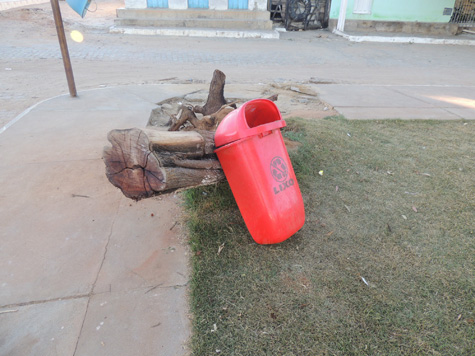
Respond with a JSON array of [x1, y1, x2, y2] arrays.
[[116, 8, 271, 21], [115, 8, 274, 30], [114, 17, 273, 30]]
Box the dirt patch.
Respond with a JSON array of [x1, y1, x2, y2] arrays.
[[0, 0, 120, 36], [147, 83, 337, 128]]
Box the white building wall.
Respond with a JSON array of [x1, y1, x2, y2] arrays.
[[125, 0, 147, 9], [209, 0, 228, 10], [249, 0, 267, 11], [169, 0, 188, 9], [125, 0, 268, 10]]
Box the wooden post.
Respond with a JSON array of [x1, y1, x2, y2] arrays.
[[50, 0, 77, 97]]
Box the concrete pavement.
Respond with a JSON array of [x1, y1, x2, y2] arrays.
[[0, 85, 202, 356], [315, 83, 475, 120]]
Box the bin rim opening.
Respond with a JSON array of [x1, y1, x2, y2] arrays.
[[244, 99, 283, 129], [215, 120, 286, 149], [214, 99, 286, 148], [214, 124, 285, 153]]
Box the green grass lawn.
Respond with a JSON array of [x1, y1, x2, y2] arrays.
[[184, 117, 474, 355]]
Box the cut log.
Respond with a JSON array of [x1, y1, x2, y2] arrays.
[[172, 158, 222, 170], [103, 127, 225, 200], [147, 128, 205, 161]]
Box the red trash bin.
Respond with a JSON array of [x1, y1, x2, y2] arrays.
[[214, 99, 305, 244]]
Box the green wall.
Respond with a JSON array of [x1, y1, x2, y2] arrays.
[[330, 0, 456, 23]]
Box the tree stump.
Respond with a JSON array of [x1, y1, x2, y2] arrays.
[[192, 69, 228, 116], [103, 69, 279, 200]]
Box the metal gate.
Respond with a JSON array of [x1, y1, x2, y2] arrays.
[[269, 0, 331, 30], [450, 0, 475, 27]]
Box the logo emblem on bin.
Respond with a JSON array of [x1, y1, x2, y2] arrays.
[[270, 156, 288, 182]]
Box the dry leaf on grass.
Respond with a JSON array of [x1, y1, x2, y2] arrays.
[[218, 243, 225, 255]]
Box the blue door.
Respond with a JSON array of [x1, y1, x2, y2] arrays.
[[228, 0, 247, 9], [188, 0, 208, 8], [148, 0, 168, 7]]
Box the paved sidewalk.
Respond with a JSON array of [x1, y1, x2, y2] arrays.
[[0, 84, 207, 356], [315, 83, 475, 120]]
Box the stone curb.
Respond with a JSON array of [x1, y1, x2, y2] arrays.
[[109, 25, 280, 39], [333, 29, 475, 46]]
